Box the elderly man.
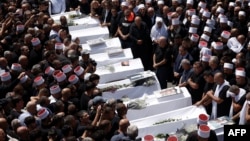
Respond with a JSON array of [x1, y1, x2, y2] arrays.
[[153, 36, 172, 89], [226, 85, 246, 124], [199, 72, 231, 119], [129, 16, 152, 70]]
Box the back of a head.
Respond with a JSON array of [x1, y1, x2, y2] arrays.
[[127, 125, 138, 139]]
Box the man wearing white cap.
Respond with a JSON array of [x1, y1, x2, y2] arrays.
[[223, 62, 236, 85], [235, 67, 250, 92], [29, 38, 43, 67], [168, 17, 187, 44], [234, 10, 248, 36], [186, 124, 218, 141], [226, 85, 246, 124], [49, 85, 61, 104]]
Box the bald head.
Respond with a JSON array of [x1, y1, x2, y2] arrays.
[[26, 101, 37, 115], [17, 126, 29, 139], [119, 118, 130, 132], [214, 72, 224, 84], [246, 92, 250, 101], [0, 118, 8, 130], [61, 88, 71, 99]]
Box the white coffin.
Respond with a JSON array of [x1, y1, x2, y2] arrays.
[[126, 87, 192, 120], [130, 106, 207, 138], [69, 26, 109, 44]]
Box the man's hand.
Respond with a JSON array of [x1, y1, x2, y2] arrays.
[[18, 72, 26, 80]]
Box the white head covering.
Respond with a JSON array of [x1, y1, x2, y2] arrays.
[[198, 125, 210, 138]]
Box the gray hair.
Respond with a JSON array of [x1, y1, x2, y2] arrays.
[[181, 59, 190, 65], [229, 85, 239, 93], [127, 125, 138, 139], [209, 56, 219, 64]]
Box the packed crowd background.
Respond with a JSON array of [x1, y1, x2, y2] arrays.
[[0, 0, 250, 140]]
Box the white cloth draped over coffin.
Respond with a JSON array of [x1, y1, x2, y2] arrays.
[[130, 106, 207, 138], [90, 48, 133, 67], [80, 37, 122, 54], [69, 16, 100, 30], [95, 58, 144, 84], [126, 87, 192, 120], [69, 26, 109, 44], [99, 71, 161, 99]]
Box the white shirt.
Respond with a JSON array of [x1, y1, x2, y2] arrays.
[[49, 0, 66, 15]]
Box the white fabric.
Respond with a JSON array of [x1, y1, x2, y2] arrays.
[[150, 20, 168, 42], [69, 16, 100, 30], [90, 48, 133, 67], [69, 26, 109, 44], [227, 37, 243, 53], [239, 100, 249, 125], [49, 0, 66, 15], [96, 58, 144, 84], [131, 106, 207, 138], [126, 87, 192, 120], [229, 88, 246, 117], [81, 37, 122, 54], [211, 81, 229, 119], [100, 71, 161, 99]]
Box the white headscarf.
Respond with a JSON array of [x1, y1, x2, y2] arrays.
[[150, 17, 168, 41]]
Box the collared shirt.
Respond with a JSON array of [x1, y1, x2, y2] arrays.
[[49, 0, 66, 15]]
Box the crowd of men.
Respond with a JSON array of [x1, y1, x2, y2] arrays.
[[1, 0, 250, 140]]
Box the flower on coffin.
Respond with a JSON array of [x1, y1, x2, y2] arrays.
[[143, 77, 156, 87], [100, 83, 132, 93], [68, 20, 75, 26], [153, 118, 182, 125], [69, 14, 81, 19]]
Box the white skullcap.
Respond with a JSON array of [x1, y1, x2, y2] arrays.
[[37, 108, 50, 120], [235, 67, 246, 77], [55, 72, 67, 82], [212, 42, 223, 50], [187, 9, 196, 16], [50, 85, 61, 94], [172, 18, 180, 25], [157, 0, 164, 5], [224, 63, 233, 69], [74, 66, 84, 76], [62, 64, 72, 74], [204, 26, 212, 33], [11, 63, 22, 72], [138, 4, 145, 9], [239, 11, 246, 16], [189, 27, 197, 34], [68, 74, 79, 85], [201, 34, 210, 42], [55, 43, 64, 50], [190, 34, 199, 42], [156, 16, 163, 23], [191, 18, 200, 25], [220, 17, 228, 23], [198, 1, 207, 9], [216, 6, 224, 13], [186, 0, 193, 5], [221, 30, 231, 39], [197, 113, 209, 125], [199, 41, 208, 49], [34, 76, 44, 86], [201, 55, 210, 62], [198, 125, 210, 138], [0, 72, 11, 82], [202, 10, 211, 18], [229, 2, 235, 7]]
